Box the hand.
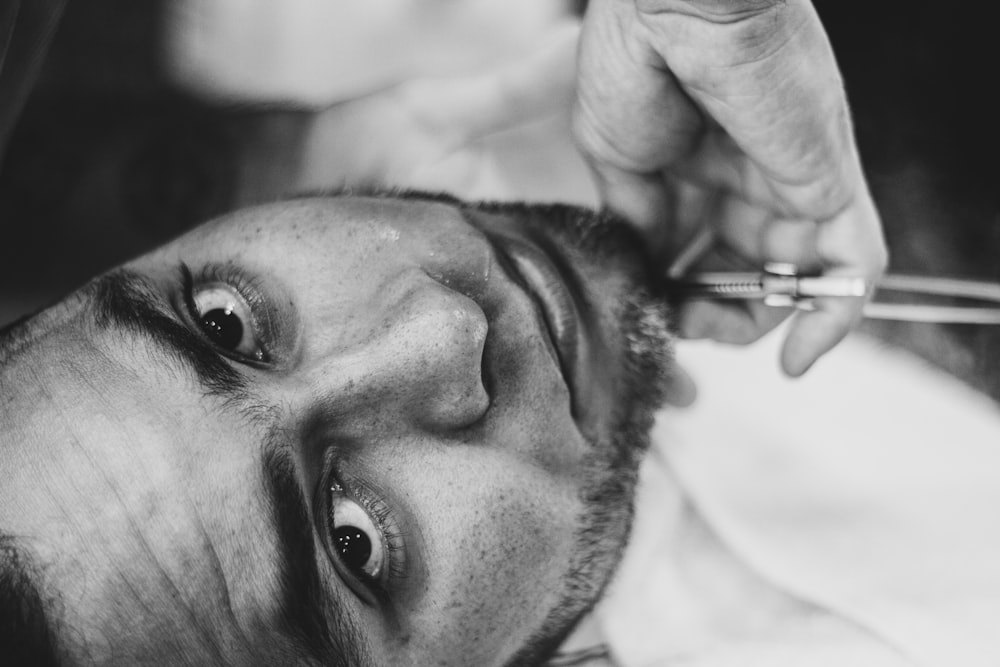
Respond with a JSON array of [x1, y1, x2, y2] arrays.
[[573, 0, 887, 379], [296, 22, 586, 203]]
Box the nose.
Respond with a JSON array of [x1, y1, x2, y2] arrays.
[[319, 275, 492, 433], [297, 199, 499, 435]]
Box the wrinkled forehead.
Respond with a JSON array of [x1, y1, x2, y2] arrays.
[[160, 191, 469, 246], [1, 279, 369, 662]]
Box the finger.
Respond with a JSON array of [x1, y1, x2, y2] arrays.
[[638, 0, 859, 222], [662, 180, 731, 264], [672, 184, 824, 272], [678, 299, 790, 345], [670, 128, 807, 216], [664, 362, 698, 407], [781, 294, 861, 376], [780, 195, 888, 375], [668, 128, 780, 212], [659, 178, 775, 270], [591, 163, 675, 253], [759, 219, 822, 270], [705, 192, 824, 270]]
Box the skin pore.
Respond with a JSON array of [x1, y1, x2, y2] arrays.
[[0, 192, 672, 665]]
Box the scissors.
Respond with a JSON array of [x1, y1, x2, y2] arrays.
[[663, 231, 1000, 325]]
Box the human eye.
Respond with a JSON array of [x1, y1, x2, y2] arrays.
[[181, 264, 270, 364], [320, 469, 406, 604]]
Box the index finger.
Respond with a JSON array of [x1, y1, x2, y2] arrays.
[[781, 194, 887, 375]]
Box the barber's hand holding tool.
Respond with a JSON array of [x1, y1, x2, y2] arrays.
[[573, 0, 888, 393]]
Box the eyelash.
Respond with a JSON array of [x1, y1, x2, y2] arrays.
[[179, 263, 273, 364], [326, 469, 408, 604]]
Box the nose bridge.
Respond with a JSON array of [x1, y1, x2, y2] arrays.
[[314, 280, 491, 433]]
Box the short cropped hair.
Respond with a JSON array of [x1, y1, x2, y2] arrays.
[[0, 312, 37, 366], [1, 311, 62, 664]]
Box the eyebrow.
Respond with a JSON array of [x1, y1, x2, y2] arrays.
[[262, 433, 373, 667], [88, 272, 372, 663], [88, 270, 248, 398]]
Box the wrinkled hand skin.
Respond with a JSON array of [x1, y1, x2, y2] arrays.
[[574, 0, 887, 378]]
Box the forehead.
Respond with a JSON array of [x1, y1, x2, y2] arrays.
[[1, 277, 369, 661], [179, 194, 466, 241]]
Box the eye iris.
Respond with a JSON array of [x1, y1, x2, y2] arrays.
[[201, 307, 244, 350], [333, 526, 372, 572]]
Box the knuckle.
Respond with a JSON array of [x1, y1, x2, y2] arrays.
[[637, 0, 785, 23], [570, 99, 622, 168], [856, 200, 889, 275], [637, 0, 810, 83], [871, 241, 889, 274]]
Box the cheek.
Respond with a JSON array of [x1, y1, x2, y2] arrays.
[[446, 494, 560, 612], [396, 460, 580, 662]]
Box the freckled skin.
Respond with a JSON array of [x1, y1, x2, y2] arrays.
[[0, 196, 670, 665]]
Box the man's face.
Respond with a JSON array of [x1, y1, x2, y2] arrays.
[[0, 194, 671, 665]]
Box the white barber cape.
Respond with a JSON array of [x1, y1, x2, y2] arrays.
[[585, 329, 1000, 666]]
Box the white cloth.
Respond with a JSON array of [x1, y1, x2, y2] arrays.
[[164, 0, 569, 104], [595, 330, 1000, 666]]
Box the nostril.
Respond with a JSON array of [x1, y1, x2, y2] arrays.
[[393, 283, 491, 431], [419, 302, 491, 430]]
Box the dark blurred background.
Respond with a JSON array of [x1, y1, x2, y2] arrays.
[[1, 1, 998, 400], [820, 1, 1000, 401]]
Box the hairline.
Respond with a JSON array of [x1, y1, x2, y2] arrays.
[[0, 534, 61, 666], [0, 276, 372, 663]]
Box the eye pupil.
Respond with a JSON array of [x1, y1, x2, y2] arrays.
[[201, 308, 244, 350], [333, 526, 372, 572]]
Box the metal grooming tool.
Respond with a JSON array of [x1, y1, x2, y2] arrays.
[[667, 262, 870, 307], [666, 265, 1000, 325], [663, 226, 1000, 325]]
